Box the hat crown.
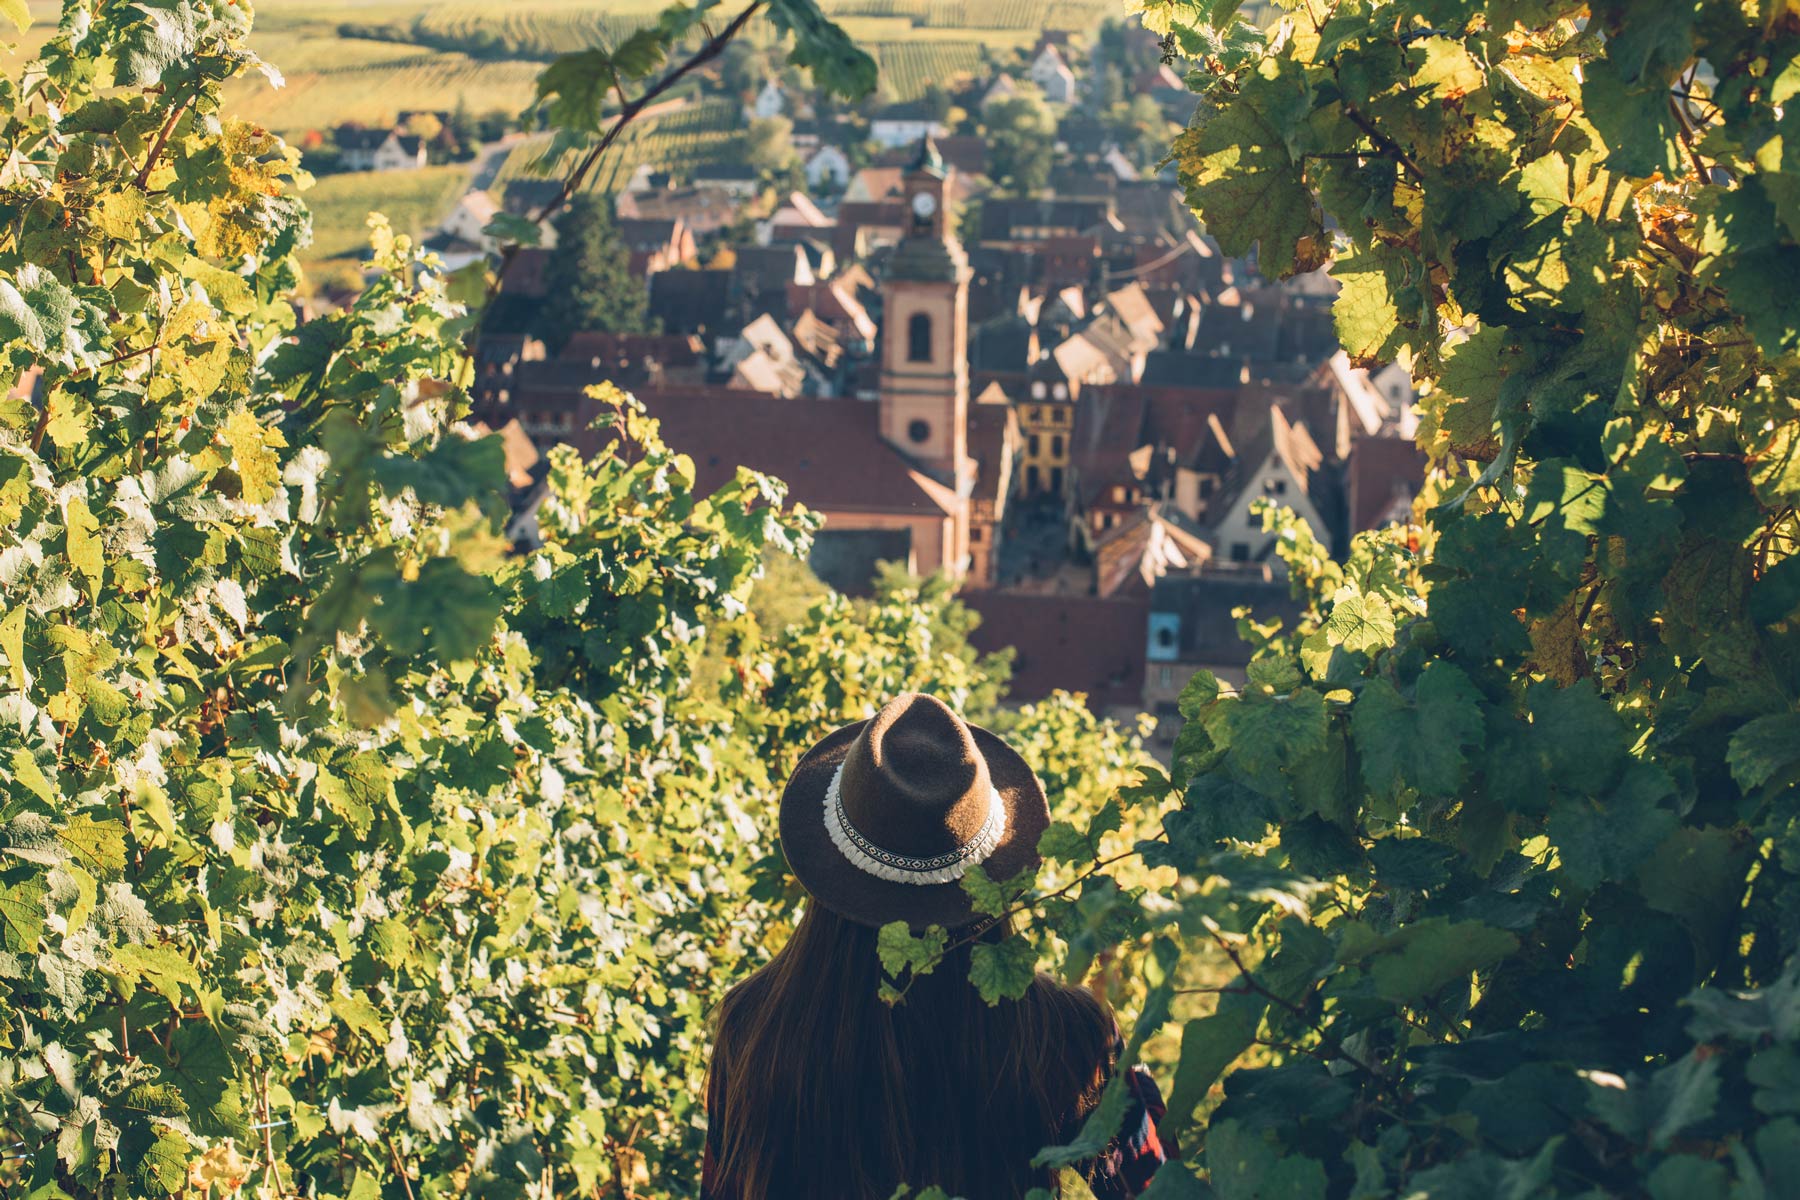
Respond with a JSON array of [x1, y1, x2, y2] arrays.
[[838, 693, 993, 858]]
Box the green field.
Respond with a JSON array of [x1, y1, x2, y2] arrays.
[[5, 0, 1208, 265], [302, 163, 474, 266], [205, 0, 1121, 136], [493, 97, 745, 195]]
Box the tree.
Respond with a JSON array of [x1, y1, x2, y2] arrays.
[[720, 40, 767, 98], [447, 94, 479, 156], [538, 192, 650, 348], [1101, 94, 1170, 173], [984, 92, 1057, 196], [922, 80, 954, 124], [883, 1, 1800, 1195], [868, 564, 1014, 720], [1096, 62, 1127, 112], [403, 110, 443, 143], [745, 114, 799, 177]]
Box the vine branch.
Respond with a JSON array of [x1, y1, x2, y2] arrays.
[[477, 0, 768, 331]]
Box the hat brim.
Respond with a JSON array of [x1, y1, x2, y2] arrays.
[[779, 717, 1051, 930]]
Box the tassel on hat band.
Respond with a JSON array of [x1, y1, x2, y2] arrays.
[[823, 760, 1007, 886]]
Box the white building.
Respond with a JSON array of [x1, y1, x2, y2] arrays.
[[439, 191, 502, 250], [338, 128, 428, 172], [869, 102, 948, 149], [804, 144, 852, 191], [746, 78, 786, 121], [1208, 405, 1330, 568], [1028, 44, 1078, 105]]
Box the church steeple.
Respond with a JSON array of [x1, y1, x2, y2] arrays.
[[879, 135, 972, 494], [890, 135, 969, 284]]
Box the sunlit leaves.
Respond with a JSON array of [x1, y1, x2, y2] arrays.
[[537, 0, 873, 133], [1172, 56, 1325, 278], [1330, 246, 1410, 368], [0, 0, 920, 1191], [1153, 0, 1800, 1194], [764, 0, 878, 101], [106, 0, 202, 88], [536, 49, 627, 134], [877, 921, 948, 1002], [0, 264, 108, 370], [1336, 917, 1518, 1003], [969, 936, 1037, 1004]]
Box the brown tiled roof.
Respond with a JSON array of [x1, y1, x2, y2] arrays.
[[595, 389, 959, 516], [615, 217, 680, 249], [1150, 574, 1302, 671], [648, 268, 735, 334], [789, 309, 842, 369], [615, 187, 742, 235], [559, 332, 704, 368], [1211, 404, 1324, 520], [734, 243, 812, 292], [809, 528, 914, 596], [847, 166, 907, 202], [968, 393, 1017, 510], [1093, 505, 1212, 597], [1070, 386, 1149, 508], [963, 591, 1150, 711], [1051, 331, 1121, 387], [787, 279, 877, 344], [494, 419, 541, 488], [729, 348, 805, 396], [1101, 282, 1165, 353], [1346, 436, 1428, 533], [1134, 64, 1185, 92], [499, 249, 551, 299], [1136, 386, 1238, 467]]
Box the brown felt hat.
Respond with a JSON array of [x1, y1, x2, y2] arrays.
[[779, 692, 1050, 929]]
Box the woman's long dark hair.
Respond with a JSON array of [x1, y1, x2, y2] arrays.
[[706, 904, 1115, 1200]]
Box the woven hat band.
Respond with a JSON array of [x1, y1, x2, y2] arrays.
[[823, 761, 1007, 885]]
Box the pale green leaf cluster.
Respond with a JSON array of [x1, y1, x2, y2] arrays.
[[0, 5, 1130, 1200]]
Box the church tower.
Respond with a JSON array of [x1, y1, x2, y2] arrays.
[[879, 137, 972, 487]]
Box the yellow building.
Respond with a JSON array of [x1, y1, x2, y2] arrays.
[[1015, 373, 1074, 497]]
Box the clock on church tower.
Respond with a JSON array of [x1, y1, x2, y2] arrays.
[[879, 136, 972, 486]]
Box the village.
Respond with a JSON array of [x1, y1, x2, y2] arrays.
[[318, 20, 1428, 742]]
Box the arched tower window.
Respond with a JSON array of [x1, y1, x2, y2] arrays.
[[907, 313, 932, 363]]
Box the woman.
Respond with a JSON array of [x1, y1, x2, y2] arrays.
[[703, 692, 1170, 1199]]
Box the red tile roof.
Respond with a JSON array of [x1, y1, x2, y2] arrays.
[[1347, 435, 1428, 533], [595, 389, 959, 517], [964, 591, 1150, 711]]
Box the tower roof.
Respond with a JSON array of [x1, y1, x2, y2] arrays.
[[908, 133, 946, 179]]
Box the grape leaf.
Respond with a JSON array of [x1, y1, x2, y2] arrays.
[[1203, 1119, 1328, 1200], [1350, 664, 1483, 799], [1728, 713, 1800, 793], [969, 936, 1036, 1005], [1173, 58, 1325, 278]]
